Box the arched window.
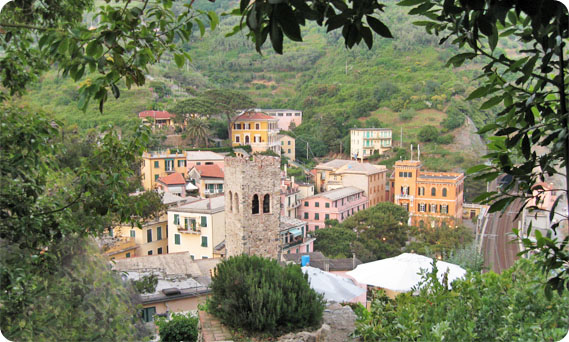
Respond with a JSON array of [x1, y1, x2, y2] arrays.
[[252, 194, 259, 214], [418, 187, 425, 196], [442, 188, 447, 197], [431, 187, 436, 196], [234, 193, 239, 213], [228, 191, 233, 212], [263, 194, 270, 213], [245, 135, 250, 144]]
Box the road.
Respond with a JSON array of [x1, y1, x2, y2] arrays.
[[480, 180, 522, 273]]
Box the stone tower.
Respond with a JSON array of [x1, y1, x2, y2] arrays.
[[224, 155, 281, 259]]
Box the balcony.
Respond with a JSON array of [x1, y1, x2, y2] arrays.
[[177, 225, 201, 234], [284, 236, 306, 248], [395, 194, 414, 201], [291, 200, 301, 208]]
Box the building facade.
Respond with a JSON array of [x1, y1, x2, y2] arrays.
[[138, 110, 175, 128], [186, 151, 225, 170], [280, 178, 301, 218], [297, 187, 368, 232], [277, 134, 296, 161], [187, 164, 224, 198], [256, 108, 303, 131], [314, 159, 388, 206], [141, 151, 188, 190], [280, 216, 315, 254], [224, 156, 281, 259], [231, 111, 280, 154], [391, 160, 464, 227], [167, 196, 225, 260], [350, 128, 392, 159]]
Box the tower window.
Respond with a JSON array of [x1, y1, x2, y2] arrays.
[[229, 191, 233, 212], [431, 187, 436, 196], [263, 194, 270, 213], [252, 194, 259, 214], [442, 188, 447, 197], [234, 193, 239, 213]]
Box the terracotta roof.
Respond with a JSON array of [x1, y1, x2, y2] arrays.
[[194, 164, 224, 178], [234, 111, 276, 121], [138, 110, 174, 119], [157, 173, 186, 185]]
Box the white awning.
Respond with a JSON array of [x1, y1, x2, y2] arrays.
[[186, 182, 198, 191], [288, 228, 302, 237]]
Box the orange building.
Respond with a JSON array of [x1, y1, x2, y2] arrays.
[[390, 160, 464, 227]]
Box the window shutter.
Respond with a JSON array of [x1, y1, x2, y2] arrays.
[[201, 216, 207, 227]]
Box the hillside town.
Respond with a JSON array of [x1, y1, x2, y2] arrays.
[[95, 108, 567, 336]]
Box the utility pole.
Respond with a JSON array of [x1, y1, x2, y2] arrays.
[[306, 142, 309, 161]]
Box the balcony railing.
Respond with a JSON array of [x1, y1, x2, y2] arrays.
[[284, 236, 305, 248], [395, 194, 414, 201], [178, 225, 201, 234], [291, 200, 301, 208]]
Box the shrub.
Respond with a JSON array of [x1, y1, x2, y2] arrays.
[[399, 109, 417, 121], [208, 255, 325, 335], [436, 135, 454, 144], [417, 125, 439, 142], [155, 312, 199, 342]]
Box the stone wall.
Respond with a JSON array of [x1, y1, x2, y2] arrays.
[[224, 156, 281, 259]]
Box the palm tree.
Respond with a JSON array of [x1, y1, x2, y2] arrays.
[[186, 117, 210, 147]]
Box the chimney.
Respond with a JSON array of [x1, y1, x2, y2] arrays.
[[291, 176, 295, 184]]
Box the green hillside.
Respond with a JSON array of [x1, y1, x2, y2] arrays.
[[16, 0, 499, 173]]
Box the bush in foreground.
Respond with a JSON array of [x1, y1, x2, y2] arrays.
[[155, 312, 199, 342], [207, 254, 325, 335]]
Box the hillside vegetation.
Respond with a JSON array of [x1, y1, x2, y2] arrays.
[[16, 0, 501, 174]]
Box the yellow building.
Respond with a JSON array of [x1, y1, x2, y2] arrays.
[[109, 191, 196, 259], [141, 151, 188, 190], [168, 196, 225, 260], [391, 160, 464, 227], [231, 111, 280, 154], [277, 134, 296, 161]]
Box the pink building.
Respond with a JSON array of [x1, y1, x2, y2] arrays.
[[298, 186, 368, 232], [256, 109, 302, 131], [280, 216, 315, 254]]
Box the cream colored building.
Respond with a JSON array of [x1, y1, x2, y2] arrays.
[[315, 159, 388, 206], [112, 191, 197, 258], [350, 128, 392, 159], [277, 134, 296, 161], [168, 196, 225, 260]]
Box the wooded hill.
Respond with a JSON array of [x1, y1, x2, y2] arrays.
[[16, 0, 506, 173]]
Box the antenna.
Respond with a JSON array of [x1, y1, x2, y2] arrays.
[[418, 144, 421, 161]]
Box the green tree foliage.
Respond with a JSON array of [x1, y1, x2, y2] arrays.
[[406, 225, 474, 258], [155, 313, 199, 342], [168, 97, 218, 123], [400, 0, 569, 295], [0, 104, 159, 339], [132, 274, 159, 294], [0, 0, 218, 111], [314, 203, 409, 262], [354, 257, 569, 341], [313, 227, 357, 259], [417, 125, 439, 142], [186, 117, 211, 148], [208, 255, 325, 335]]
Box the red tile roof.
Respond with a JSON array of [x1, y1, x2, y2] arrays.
[[194, 164, 224, 178], [157, 173, 186, 185], [138, 110, 174, 119], [234, 111, 275, 121]]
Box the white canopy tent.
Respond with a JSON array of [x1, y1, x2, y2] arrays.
[[302, 266, 365, 303], [346, 253, 466, 292]]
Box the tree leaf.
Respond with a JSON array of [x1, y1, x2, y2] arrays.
[[480, 95, 503, 110], [466, 86, 490, 100], [270, 18, 283, 54], [397, 0, 426, 6], [195, 18, 206, 36], [366, 16, 392, 38], [276, 4, 302, 42], [174, 53, 185, 68]]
